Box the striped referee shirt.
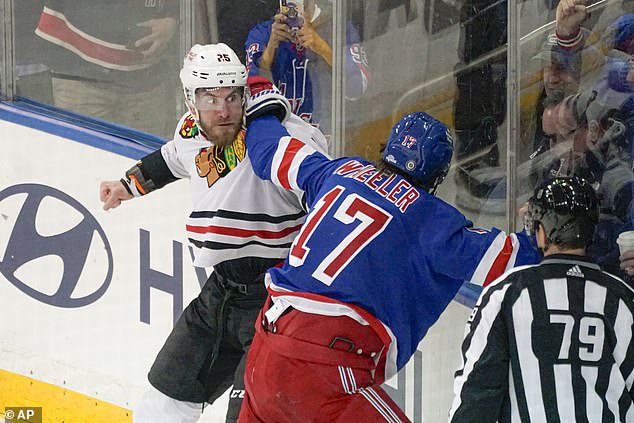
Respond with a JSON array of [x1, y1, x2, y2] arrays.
[[449, 254, 634, 423]]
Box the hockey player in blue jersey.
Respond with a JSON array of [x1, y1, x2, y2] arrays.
[[237, 77, 541, 422]]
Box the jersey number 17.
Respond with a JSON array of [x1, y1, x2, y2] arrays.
[[289, 185, 393, 286]]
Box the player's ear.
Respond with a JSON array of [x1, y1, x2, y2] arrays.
[[536, 223, 548, 249]]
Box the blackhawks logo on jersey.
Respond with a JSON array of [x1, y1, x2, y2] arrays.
[[180, 114, 199, 138], [195, 130, 246, 187]]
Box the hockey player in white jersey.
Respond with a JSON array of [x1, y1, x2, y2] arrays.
[[99, 43, 328, 423]]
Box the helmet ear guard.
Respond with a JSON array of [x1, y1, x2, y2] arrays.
[[382, 112, 454, 194]]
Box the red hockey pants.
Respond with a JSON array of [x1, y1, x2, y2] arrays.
[[237, 304, 410, 423]]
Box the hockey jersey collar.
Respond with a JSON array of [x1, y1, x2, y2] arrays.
[[540, 254, 601, 270]]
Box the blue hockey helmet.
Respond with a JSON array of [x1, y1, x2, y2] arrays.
[[382, 112, 454, 194]]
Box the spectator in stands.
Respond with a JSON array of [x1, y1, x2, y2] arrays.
[[472, 0, 590, 213], [35, 0, 179, 138], [245, 0, 370, 133], [531, 32, 583, 151], [537, 12, 634, 278], [453, 0, 588, 212]]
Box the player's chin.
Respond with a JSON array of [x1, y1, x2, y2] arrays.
[[212, 123, 241, 146]]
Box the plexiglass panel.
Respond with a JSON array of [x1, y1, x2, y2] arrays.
[[13, 0, 182, 139], [519, 0, 633, 279], [342, 1, 506, 230]]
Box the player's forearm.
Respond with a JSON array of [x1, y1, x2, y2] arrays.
[[245, 116, 291, 183], [121, 149, 178, 197]]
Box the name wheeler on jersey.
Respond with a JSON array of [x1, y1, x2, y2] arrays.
[[161, 112, 328, 268]]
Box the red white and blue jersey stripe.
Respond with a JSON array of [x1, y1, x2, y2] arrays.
[[246, 116, 541, 380]]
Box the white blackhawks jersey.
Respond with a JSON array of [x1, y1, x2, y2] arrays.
[[160, 112, 329, 268]]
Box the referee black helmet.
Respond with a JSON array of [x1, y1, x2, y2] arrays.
[[525, 176, 599, 247]]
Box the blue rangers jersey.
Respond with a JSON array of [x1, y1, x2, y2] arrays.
[[245, 18, 369, 128], [245, 116, 541, 382]]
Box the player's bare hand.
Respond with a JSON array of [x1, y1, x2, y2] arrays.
[[296, 21, 328, 54], [556, 0, 587, 37], [100, 180, 133, 211], [269, 14, 294, 49], [620, 249, 634, 276], [135, 17, 177, 59]]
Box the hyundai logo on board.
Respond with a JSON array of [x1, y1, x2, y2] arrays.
[[0, 184, 113, 307]]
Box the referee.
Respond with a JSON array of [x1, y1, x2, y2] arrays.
[[449, 176, 634, 422]]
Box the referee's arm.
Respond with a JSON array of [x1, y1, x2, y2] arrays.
[[449, 283, 511, 422]]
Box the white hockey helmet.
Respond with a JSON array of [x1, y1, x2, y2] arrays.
[[180, 43, 247, 107]]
